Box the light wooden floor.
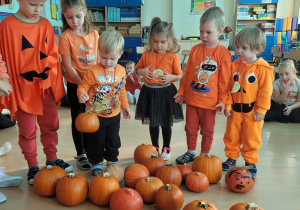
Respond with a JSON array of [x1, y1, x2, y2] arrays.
[[0, 104, 300, 210]]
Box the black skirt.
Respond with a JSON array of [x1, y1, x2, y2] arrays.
[[135, 83, 184, 127]]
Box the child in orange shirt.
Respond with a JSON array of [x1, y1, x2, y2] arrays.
[[136, 17, 184, 161], [175, 7, 231, 164], [77, 30, 130, 177], [125, 61, 141, 104], [59, 0, 99, 171]]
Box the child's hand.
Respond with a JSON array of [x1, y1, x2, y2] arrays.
[[283, 79, 294, 90], [224, 109, 232, 117], [0, 78, 12, 97], [216, 103, 225, 114], [283, 106, 292, 116], [251, 111, 265, 121], [122, 108, 131, 119], [174, 93, 184, 104], [157, 72, 173, 84], [79, 93, 89, 103], [138, 65, 153, 81]]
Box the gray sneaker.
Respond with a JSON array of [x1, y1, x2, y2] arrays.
[[176, 151, 196, 164], [0, 174, 23, 188]]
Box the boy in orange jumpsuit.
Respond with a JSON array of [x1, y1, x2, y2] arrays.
[[175, 7, 231, 164], [222, 27, 274, 176]]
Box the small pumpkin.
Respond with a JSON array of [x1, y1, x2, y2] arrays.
[[103, 164, 124, 183], [155, 184, 184, 210], [225, 166, 255, 193], [183, 200, 218, 210], [192, 154, 222, 184], [56, 173, 89, 206], [110, 188, 143, 210], [229, 202, 264, 210], [135, 177, 164, 203], [185, 172, 209, 193], [177, 163, 193, 182], [75, 105, 100, 133], [89, 172, 120, 206], [124, 163, 150, 188], [134, 144, 158, 164], [33, 165, 67, 197], [143, 154, 166, 176], [156, 163, 182, 186]]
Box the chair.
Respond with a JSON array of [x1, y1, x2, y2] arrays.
[[136, 46, 146, 61], [181, 50, 190, 68], [118, 48, 132, 66], [271, 46, 282, 66]]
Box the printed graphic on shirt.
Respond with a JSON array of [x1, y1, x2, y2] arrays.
[[153, 69, 164, 80], [78, 43, 96, 64], [285, 91, 297, 103], [190, 56, 217, 93]]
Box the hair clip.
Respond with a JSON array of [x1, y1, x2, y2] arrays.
[[152, 21, 161, 29]]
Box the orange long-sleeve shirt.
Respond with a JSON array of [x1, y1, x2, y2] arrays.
[[178, 43, 231, 110]]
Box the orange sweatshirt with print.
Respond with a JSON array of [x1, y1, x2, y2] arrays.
[[135, 51, 182, 84], [178, 43, 231, 110], [59, 29, 99, 84], [225, 58, 274, 115], [77, 63, 129, 118]]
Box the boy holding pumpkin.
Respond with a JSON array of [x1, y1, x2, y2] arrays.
[[77, 30, 130, 178]]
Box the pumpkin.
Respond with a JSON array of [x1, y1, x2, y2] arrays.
[[156, 163, 182, 186], [89, 172, 120, 206], [33, 165, 67, 196], [225, 166, 255, 193], [135, 177, 164, 203], [124, 163, 150, 188], [103, 164, 124, 183], [56, 173, 88, 206], [143, 154, 166, 176], [134, 144, 158, 164], [110, 188, 143, 210], [75, 105, 100, 133], [183, 200, 218, 210], [185, 172, 209, 193], [155, 184, 184, 210], [177, 163, 193, 182], [192, 154, 222, 184], [229, 202, 264, 210]]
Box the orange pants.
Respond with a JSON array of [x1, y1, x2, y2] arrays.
[[223, 111, 263, 164]]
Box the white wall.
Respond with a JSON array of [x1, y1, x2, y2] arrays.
[[277, 0, 295, 18], [143, 0, 172, 25], [0, 0, 19, 13]]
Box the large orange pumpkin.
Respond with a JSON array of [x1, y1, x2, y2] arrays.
[[103, 164, 124, 183], [110, 188, 143, 210], [225, 166, 255, 193], [135, 177, 164, 203], [75, 107, 100, 133], [155, 184, 184, 210], [229, 202, 264, 210], [185, 172, 209, 193], [33, 165, 67, 196], [156, 163, 182, 186], [143, 154, 166, 176], [177, 163, 193, 182], [134, 144, 158, 164], [89, 172, 120, 206], [183, 200, 218, 210], [192, 154, 222, 184], [56, 173, 89, 206], [124, 163, 150, 188]]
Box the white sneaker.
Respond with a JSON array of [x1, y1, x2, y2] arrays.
[[1, 109, 10, 115], [126, 91, 134, 104], [134, 89, 140, 104], [0, 142, 11, 156], [0, 174, 23, 188], [0, 192, 6, 203], [160, 147, 171, 161]]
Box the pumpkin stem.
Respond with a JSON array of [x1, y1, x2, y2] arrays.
[[197, 201, 212, 209], [145, 177, 154, 182], [166, 163, 173, 167], [68, 173, 75, 178], [150, 154, 158, 158], [205, 154, 211, 158], [247, 203, 259, 210], [195, 172, 201, 176], [85, 103, 92, 114], [103, 172, 111, 178], [241, 165, 252, 171], [46, 165, 53, 170], [164, 184, 172, 191]]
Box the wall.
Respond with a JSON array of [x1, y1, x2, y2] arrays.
[[143, 0, 172, 26], [277, 0, 295, 18], [0, 0, 19, 14]]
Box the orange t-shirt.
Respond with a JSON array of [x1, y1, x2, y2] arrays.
[[77, 64, 129, 118], [135, 51, 182, 85], [0, 54, 9, 79], [178, 43, 231, 110], [59, 29, 99, 84]]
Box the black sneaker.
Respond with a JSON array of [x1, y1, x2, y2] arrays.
[[27, 166, 39, 185], [222, 158, 236, 171], [46, 159, 73, 173], [176, 151, 196, 164], [245, 162, 257, 176]]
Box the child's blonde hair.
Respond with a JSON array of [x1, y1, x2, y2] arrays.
[[61, 0, 94, 33], [235, 27, 266, 55], [98, 30, 124, 54], [125, 61, 135, 68], [279, 60, 296, 75], [147, 17, 180, 53], [200, 7, 225, 30]]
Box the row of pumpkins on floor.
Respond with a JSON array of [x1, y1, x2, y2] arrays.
[[32, 144, 263, 210]]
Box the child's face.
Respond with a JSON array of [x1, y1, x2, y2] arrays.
[[64, 6, 85, 32], [126, 64, 135, 74], [152, 33, 168, 54], [99, 49, 122, 70], [236, 44, 260, 64], [279, 67, 294, 84], [17, 0, 46, 21], [200, 20, 223, 48]]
